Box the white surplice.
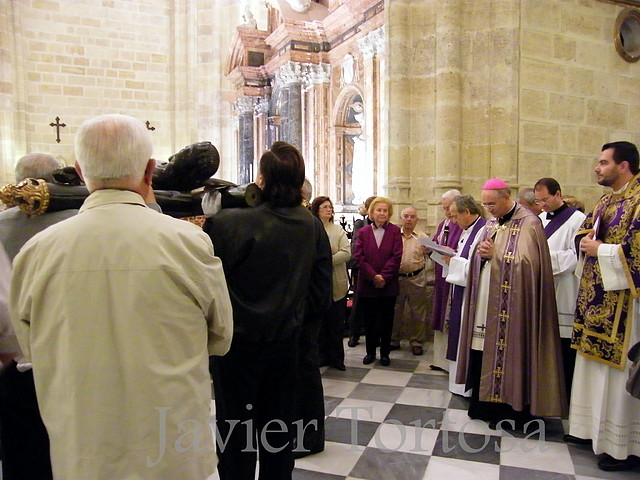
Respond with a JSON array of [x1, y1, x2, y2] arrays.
[[539, 209, 586, 338], [569, 244, 640, 460]]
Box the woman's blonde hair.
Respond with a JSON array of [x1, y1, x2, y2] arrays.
[[368, 196, 393, 219]]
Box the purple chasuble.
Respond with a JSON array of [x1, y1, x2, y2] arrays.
[[445, 217, 487, 361], [431, 219, 463, 331]]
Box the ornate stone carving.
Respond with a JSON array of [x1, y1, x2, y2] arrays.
[[303, 63, 331, 87], [254, 96, 270, 116], [358, 26, 386, 59], [276, 61, 331, 89], [235, 96, 256, 115], [276, 61, 304, 86]]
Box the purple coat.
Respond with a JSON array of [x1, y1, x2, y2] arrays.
[[353, 222, 403, 297]]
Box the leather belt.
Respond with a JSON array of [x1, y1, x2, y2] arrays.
[[399, 267, 424, 278]]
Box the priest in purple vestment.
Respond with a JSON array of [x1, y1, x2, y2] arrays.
[[429, 190, 463, 371], [456, 178, 567, 429]]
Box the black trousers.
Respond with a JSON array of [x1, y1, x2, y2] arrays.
[[560, 337, 576, 398], [0, 362, 53, 480], [348, 270, 363, 340], [294, 317, 325, 457], [318, 297, 346, 367], [359, 296, 397, 357], [211, 337, 298, 480], [466, 350, 533, 426]]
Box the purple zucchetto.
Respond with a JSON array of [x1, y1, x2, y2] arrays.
[[482, 178, 509, 190]]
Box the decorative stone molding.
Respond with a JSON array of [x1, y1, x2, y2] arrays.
[[276, 61, 331, 89], [235, 96, 256, 115], [254, 96, 271, 116], [304, 63, 331, 86], [276, 61, 304, 85], [358, 26, 385, 59]]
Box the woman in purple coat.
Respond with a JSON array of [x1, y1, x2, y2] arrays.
[[353, 197, 403, 366]]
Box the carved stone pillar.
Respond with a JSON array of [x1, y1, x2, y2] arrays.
[[302, 63, 331, 197], [254, 96, 270, 163], [236, 96, 255, 184], [435, 0, 462, 192], [358, 27, 384, 199], [275, 61, 304, 150]]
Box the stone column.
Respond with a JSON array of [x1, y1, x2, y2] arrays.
[[434, 0, 462, 192], [236, 96, 255, 185], [254, 96, 270, 167], [275, 61, 304, 150], [302, 63, 331, 198], [358, 27, 385, 198]]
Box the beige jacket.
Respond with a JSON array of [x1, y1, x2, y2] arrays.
[[11, 189, 233, 480]]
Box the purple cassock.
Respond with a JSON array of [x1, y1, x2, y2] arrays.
[[445, 217, 486, 361], [430, 219, 463, 331]]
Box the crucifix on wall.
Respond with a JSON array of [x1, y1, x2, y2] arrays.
[[49, 116, 66, 143]]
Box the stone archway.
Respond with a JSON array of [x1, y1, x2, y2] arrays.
[[332, 86, 373, 209]]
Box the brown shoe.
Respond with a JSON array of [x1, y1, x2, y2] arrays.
[[412, 346, 424, 356]]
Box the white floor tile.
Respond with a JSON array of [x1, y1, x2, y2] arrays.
[[396, 386, 452, 408], [322, 378, 359, 398], [422, 456, 500, 480], [361, 369, 413, 387], [294, 441, 364, 476], [367, 422, 439, 455], [329, 397, 395, 423], [500, 437, 575, 475]]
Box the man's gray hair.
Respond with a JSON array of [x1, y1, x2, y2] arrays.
[[400, 205, 418, 218], [453, 194, 482, 216], [14, 153, 63, 183], [75, 114, 152, 187], [517, 188, 534, 205], [442, 189, 461, 201]]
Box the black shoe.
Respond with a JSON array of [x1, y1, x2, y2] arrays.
[[348, 337, 359, 348], [429, 364, 448, 372], [563, 434, 592, 446], [332, 363, 346, 371], [363, 354, 375, 365], [388, 345, 401, 351], [380, 356, 390, 366], [597, 454, 640, 471]]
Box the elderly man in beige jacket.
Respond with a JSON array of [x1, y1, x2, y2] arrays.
[[10, 114, 233, 480]]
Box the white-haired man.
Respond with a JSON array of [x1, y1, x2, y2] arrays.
[[390, 206, 430, 356], [0, 153, 72, 261], [10, 114, 233, 480], [429, 189, 462, 371], [0, 152, 72, 480]]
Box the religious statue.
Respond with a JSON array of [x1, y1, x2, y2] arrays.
[[283, 0, 312, 13], [242, 5, 257, 29], [342, 53, 355, 85], [350, 102, 371, 205]]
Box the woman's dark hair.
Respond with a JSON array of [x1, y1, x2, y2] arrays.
[[259, 141, 305, 207], [311, 196, 334, 222]]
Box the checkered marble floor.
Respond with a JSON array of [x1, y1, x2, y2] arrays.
[[289, 338, 640, 480]]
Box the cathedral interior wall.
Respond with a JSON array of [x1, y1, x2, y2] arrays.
[[519, 0, 640, 211]]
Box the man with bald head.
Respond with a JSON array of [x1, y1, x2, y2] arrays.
[[456, 178, 566, 430], [390, 206, 430, 355]]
